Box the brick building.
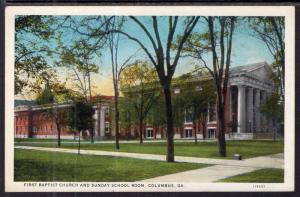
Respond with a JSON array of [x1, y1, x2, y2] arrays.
[[14, 62, 276, 140]]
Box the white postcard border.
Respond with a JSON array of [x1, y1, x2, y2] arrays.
[[5, 5, 295, 192]]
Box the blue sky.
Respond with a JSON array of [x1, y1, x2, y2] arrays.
[[94, 17, 274, 95], [99, 16, 273, 74], [17, 16, 275, 98]]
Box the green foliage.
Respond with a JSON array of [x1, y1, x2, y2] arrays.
[[172, 74, 216, 126], [35, 79, 78, 105], [145, 96, 166, 128], [36, 82, 54, 105], [15, 16, 56, 95], [119, 98, 134, 130], [56, 40, 100, 99], [260, 92, 283, 124], [247, 17, 285, 100], [120, 61, 161, 129], [66, 101, 95, 133]]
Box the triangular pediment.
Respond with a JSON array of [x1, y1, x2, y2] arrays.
[[230, 62, 273, 82], [247, 62, 273, 81]]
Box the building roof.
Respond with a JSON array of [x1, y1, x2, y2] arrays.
[[14, 99, 36, 107], [230, 61, 269, 74]]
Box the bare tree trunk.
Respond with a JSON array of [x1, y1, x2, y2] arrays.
[[78, 130, 81, 155], [202, 120, 206, 140], [87, 71, 94, 144], [273, 119, 276, 142], [163, 83, 174, 162], [57, 127, 60, 147], [194, 121, 197, 144], [217, 101, 226, 157], [57, 123, 61, 147], [114, 91, 120, 150], [139, 118, 143, 144]]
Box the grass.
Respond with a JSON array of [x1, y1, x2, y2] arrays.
[[218, 168, 284, 183], [14, 138, 86, 142], [15, 139, 284, 160], [14, 149, 209, 182]]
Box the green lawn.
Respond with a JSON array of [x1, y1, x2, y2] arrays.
[[218, 168, 284, 183], [15, 140, 283, 159], [14, 138, 84, 142], [15, 149, 209, 182]]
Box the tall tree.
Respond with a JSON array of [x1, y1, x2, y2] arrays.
[[66, 101, 95, 154], [174, 73, 216, 144], [15, 16, 56, 95], [114, 16, 200, 162], [205, 17, 236, 157], [56, 41, 100, 102], [54, 16, 114, 143], [248, 17, 285, 101], [180, 17, 236, 157], [120, 61, 160, 143], [57, 40, 100, 143], [107, 17, 139, 149], [260, 92, 283, 141]]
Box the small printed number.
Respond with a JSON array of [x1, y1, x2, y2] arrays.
[[253, 184, 266, 188]]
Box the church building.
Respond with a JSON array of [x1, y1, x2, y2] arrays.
[[14, 62, 277, 140]]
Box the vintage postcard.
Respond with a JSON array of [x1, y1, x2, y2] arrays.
[[5, 6, 295, 192]]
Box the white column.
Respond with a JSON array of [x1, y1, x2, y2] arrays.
[[237, 85, 246, 133], [207, 103, 210, 122], [247, 87, 254, 132], [93, 109, 98, 137], [228, 87, 232, 123], [100, 106, 105, 137], [254, 89, 261, 132]]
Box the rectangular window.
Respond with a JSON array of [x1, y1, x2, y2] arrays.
[[208, 129, 215, 139], [146, 128, 154, 138], [184, 129, 193, 138]]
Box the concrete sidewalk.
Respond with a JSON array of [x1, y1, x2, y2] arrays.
[[15, 145, 284, 169], [141, 165, 259, 182], [142, 154, 284, 183]]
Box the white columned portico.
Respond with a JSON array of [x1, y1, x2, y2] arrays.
[[247, 87, 254, 132], [254, 89, 261, 132], [237, 85, 246, 133]]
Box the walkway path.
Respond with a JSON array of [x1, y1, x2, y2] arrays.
[[142, 153, 284, 182], [141, 165, 259, 182], [15, 146, 284, 182]]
